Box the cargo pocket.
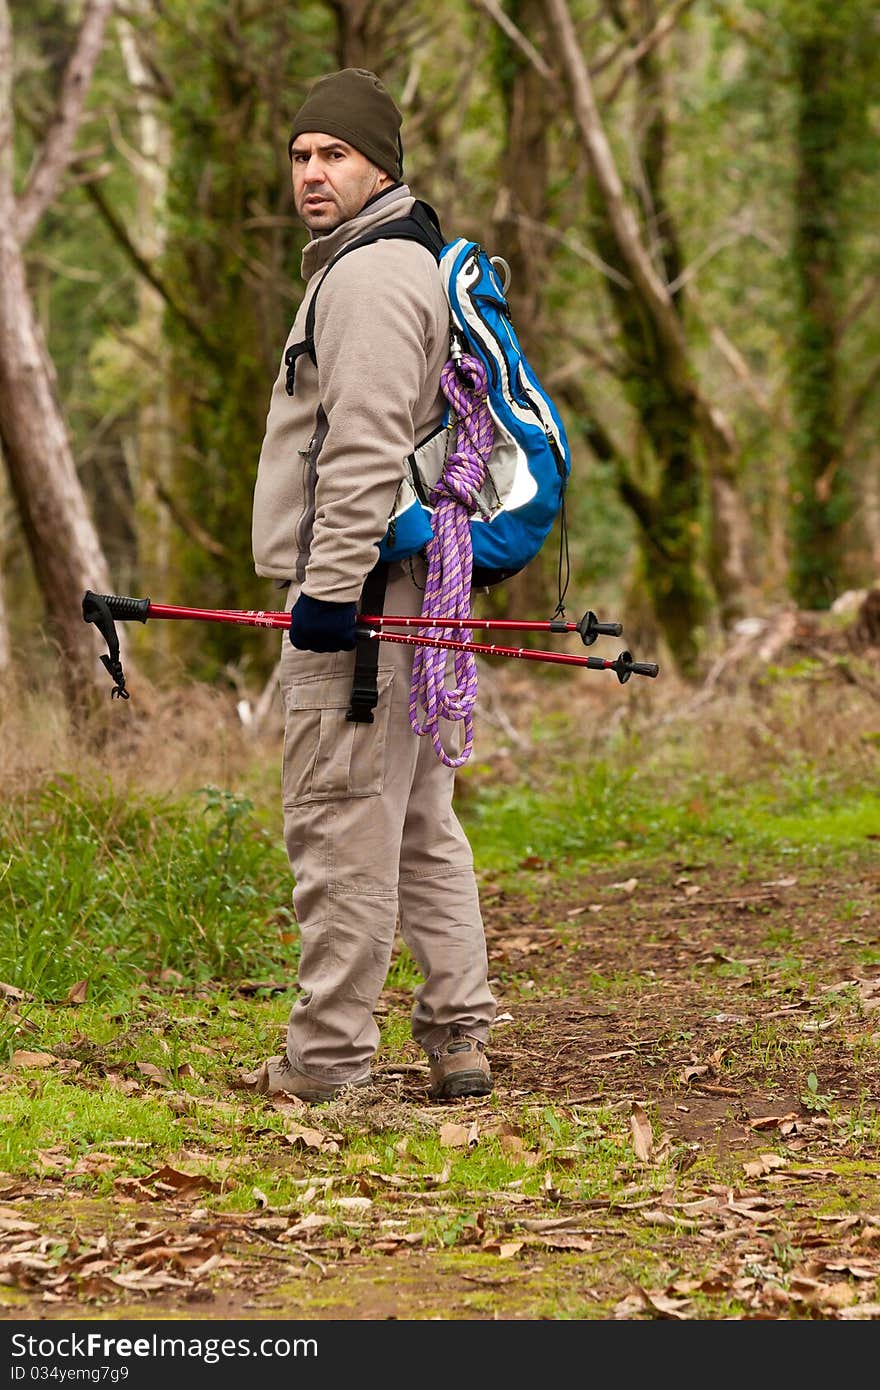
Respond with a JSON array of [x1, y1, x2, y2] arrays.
[[282, 669, 394, 807]]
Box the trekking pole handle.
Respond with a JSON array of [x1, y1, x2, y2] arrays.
[[576, 610, 624, 646], [608, 651, 660, 684], [84, 591, 151, 622]]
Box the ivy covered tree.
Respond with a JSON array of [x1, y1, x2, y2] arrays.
[[782, 0, 879, 607]]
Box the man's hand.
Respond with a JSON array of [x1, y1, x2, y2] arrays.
[[289, 592, 358, 652]]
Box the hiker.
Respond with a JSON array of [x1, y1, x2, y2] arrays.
[[249, 68, 497, 1103]]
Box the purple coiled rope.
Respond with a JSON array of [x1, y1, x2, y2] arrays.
[[409, 352, 494, 767]]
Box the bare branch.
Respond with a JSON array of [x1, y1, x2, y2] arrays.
[[840, 273, 880, 341], [542, 0, 685, 361], [469, 0, 556, 81], [710, 325, 773, 418], [0, 1, 15, 211], [81, 178, 218, 358], [666, 217, 756, 296], [513, 210, 632, 289], [153, 482, 230, 559], [843, 358, 880, 441], [601, 0, 697, 105], [15, 0, 117, 245]]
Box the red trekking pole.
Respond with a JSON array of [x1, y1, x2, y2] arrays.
[[82, 591, 659, 700]]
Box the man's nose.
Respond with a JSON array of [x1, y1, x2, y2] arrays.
[[302, 156, 326, 183]]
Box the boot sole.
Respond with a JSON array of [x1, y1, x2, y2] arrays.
[[431, 1070, 494, 1099]]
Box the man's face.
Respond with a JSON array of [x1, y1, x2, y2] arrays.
[[291, 134, 392, 234]]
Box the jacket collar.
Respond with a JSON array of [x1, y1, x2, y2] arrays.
[[301, 184, 414, 280]]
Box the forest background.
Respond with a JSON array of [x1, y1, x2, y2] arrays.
[[1, 0, 878, 710]]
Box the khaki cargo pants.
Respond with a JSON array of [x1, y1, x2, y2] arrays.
[[279, 566, 496, 1085]]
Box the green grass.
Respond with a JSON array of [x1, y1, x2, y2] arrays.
[[2, 696, 875, 1018], [462, 763, 880, 876], [0, 778, 293, 1010], [0, 1058, 667, 1217]]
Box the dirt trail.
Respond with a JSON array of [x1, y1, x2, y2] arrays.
[[2, 854, 879, 1321]]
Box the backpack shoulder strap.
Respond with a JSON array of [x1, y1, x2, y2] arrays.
[[284, 202, 446, 395]]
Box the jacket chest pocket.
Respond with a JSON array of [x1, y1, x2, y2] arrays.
[[281, 668, 395, 807]]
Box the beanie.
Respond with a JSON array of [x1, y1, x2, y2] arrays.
[[288, 68, 403, 180]]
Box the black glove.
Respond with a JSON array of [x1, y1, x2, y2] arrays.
[[289, 592, 358, 652]]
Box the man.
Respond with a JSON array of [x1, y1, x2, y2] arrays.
[[248, 68, 496, 1104]]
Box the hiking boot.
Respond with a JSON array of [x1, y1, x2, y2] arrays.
[[429, 1029, 493, 1100], [245, 1054, 368, 1104]]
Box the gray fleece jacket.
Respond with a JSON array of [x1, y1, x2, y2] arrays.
[[251, 185, 450, 602]]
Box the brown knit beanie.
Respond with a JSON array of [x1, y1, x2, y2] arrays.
[[288, 68, 403, 180]]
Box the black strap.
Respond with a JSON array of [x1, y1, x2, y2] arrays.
[[285, 201, 445, 396], [347, 560, 390, 724]]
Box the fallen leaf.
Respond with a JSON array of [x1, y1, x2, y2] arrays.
[[284, 1122, 341, 1154], [749, 1113, 799, 1131], [636, 1288, 693, 1319], [541, 1233, 593, 1251], [499, 1134, 525, 1154], [335, 1196, 372, 1213], [0, 982, 30, 1002], [641, 1209, 681, 1228], [838, 1302, 880, 1319], [109, 1270, 190, 1291], [680, 1064, 709, 1083], [279, 1214, 331, 1240], [66, 981, 88, 1005], [482, 1240, 524, 1259], [0, 1210, 38, 1234], [800, 1280, 858, 1310], [630, 1103, 655, 1162], [10, 1051, 59, 1069], [611, 878, 639, 894], [439, 1123, 471, 1148], [140, 1165, 224, 1195], [136, 1062, 170, 1085], [743, 1152, 788, 1178]]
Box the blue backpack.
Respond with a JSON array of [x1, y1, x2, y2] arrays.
[[285, 199, 571, 588]]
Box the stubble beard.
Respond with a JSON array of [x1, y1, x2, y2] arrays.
[[296, 172, 384, 235], [298, 197, 342, 234]]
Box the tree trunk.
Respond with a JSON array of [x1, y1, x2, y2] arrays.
[[0, 227, 120, 705], [542, 0, 751, 672], [0, 0, 124, 706], [117, 5, 175, 669], [487, 0, 562, 623], [0, 548, 10, 674], [787, 17, 849, 608], [329, 0, 404, 70]]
